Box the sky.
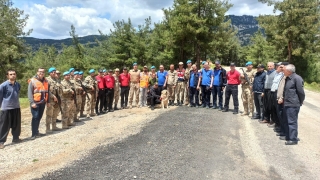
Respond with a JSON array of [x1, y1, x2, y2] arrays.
[[12, 0, 276, 39]]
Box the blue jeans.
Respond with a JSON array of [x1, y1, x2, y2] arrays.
[[283, 106, 300, 141], [212, 86, 223, 108], [31, 103, 46, 136]]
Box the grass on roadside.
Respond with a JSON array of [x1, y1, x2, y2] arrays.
[[20, 98, 30, 109], [305, 82, 320, 92]]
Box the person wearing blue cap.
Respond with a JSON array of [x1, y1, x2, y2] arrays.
[[73, 71, 85, 121], [69, 68, 75, 81], [184, 60, 193, 106], [78, 71, 86, 117], [128, 63, 141, 108], [148, 66, 156, 77], [84, 69, 98, 118], [60, 71, 76, 128], [45, 67, 62, 133], [240, 61, 256, 117]]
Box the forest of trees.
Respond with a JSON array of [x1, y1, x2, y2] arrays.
[[0, 0, 319, 97]]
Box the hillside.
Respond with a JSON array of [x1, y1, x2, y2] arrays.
[[22, 15, 259, 50]]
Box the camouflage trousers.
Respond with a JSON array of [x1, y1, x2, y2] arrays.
[[45, 101, 60, 127], [114, 87, 120, 106], [80, 94, 86, 114], [167, 84, 176, 101], [184, 81, 189, 105], [129, 82, 140, 106], [61, 99, 75, 128], [73, 94, 82, 119], [175, 81, 185, 102], [86, 92, 97, 115], [242, 86, 254, 114]]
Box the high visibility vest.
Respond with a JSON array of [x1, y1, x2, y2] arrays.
[[140, 72, 149, 88], [28, 77, 49, 103]]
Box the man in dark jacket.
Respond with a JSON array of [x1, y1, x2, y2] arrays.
[[252, 64, 266, 120], [211, 60, 227, 110], [148, 83, 161, 110], [189, 64, 201, 107], [282, 64, 305, 145]]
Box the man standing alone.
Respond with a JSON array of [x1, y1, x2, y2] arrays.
[[222, 63, 241, 114], [0, 69, 22, 149], [28, 68, 49, 140]]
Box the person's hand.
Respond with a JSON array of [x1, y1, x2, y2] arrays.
[[240, 74, 244, 78], [196, 86, 200, 90], [163, 84, 166, 88], [83, 91, 86, 95], [91, 87, 95, 90], [261, 93, 264, 97], [71, 90, 74, 95], [222, 87, 225, 91], [278, 99, 283, 104], [47, 103, 50, 107], [53, 96, 58, 102], [210, 85, 212, 89], [173, 85, 175, 88], [31, 103, 37, 108], [160, 97, 162, 100]]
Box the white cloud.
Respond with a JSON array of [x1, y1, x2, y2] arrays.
[[18, 0, 276, 39]]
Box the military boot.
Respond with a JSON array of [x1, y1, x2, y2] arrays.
[[222, 107, 229, 112], [180, 101, 183, 106], [45, 124, 52, 134], [176, 101, 180, 106], [52, 123, 61, 131], [80, 111, 86, 117], [233, 107, 239, 114], [114, 104, 119, 110], [74, 117, 81, 122]]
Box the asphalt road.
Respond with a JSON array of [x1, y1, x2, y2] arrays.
[[37, 103, 319, 180]]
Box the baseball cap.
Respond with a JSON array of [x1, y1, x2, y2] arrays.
[[143, 65, 148, 68], [98, 69, 103, 73], [215, 60, 220, 64], [108, 69, 113, 72], [79, 71, 83, 75], [89, 69, 95, 74], [48, 67, 56, 73], [115, 68, 120, 72], [230, 63, 236, 66], [74, 71, 79, 75], [151, 66, 155, 69], [202, 61, 206, 65], [123, 67, 128, 70], [178, 62, 183, 65], [103, 69, 107, 73], [257, 64, 265, 68], [133, 62, 137, 66], [245, 61, 253, 66], [281, 62, 289, 66], [56, 70, 60, 74], [186, 60, 192, 64]]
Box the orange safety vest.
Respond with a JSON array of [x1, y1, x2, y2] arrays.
[[28, 77, 49, 103], [140, 72, 149, 88]]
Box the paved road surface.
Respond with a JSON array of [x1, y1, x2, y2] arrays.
[[38, 101, 320, 180]]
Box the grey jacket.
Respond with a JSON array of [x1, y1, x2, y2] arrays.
[[283, 73, 305, 107]]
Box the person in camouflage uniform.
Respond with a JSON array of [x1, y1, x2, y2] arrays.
[[79, 71, 86, 117], [184, 60, 192, 106], [240, 61, 256, 116], [113, 68, 120, 110], [61, 71, 76, 128], [84, 69, 98, 118], [69, 68, 75, 81], [73, 71, 84, 121], [45, 67, 62, 133]]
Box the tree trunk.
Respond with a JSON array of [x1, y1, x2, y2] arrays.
[[287, 41, 292, 63]]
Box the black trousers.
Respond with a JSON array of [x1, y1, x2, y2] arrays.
[[0, 108, 21, 143], [96, 89, 105, 112], [201, 85, 211, 106], [278, 103, 285, 135], [189, 87, 200, 106], [254, 93, 263, 118], [283, 106, 300, 142], [224, 85, 239, 109], [105, 88, 114, 110], [271, 91, 280, 125], [150, 96, 161, 106], [263, 89, 273, 121], [120, 86, 130, 107]]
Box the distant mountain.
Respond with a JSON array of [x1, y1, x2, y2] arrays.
[[227, 15, 260, 45], [21, 35, 103, 50], [21, 15, 259, 50]]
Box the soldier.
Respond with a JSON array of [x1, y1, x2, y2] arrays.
[[73, 71, 84, 121], [45, 67, 62, 134], [69, 68, 75, 80], [61, 71, 75, 128], [128, 63, 140, 109], [113, 68, 120, 110], [175, 62, 186, 106], [148, 66, 156, 77], [84, 69, 98, 118], [184, 60, 192, 106], [79, 71, 86, 117], [240, 61, 256, 117], [55, 70, 62, 123], [166, 64, 178, 106], [139, 66, 149, 107]]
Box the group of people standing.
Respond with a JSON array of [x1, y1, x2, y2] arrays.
[[0, 59, 305, 149]]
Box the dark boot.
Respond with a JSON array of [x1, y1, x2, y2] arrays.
[[233, 107, 239, 114], [176, 101, 180, 106], [222, 107, 229, 112], [180, 101, 183, 106], [114, 104, 119, 110], [151, 106, 155, 110]]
